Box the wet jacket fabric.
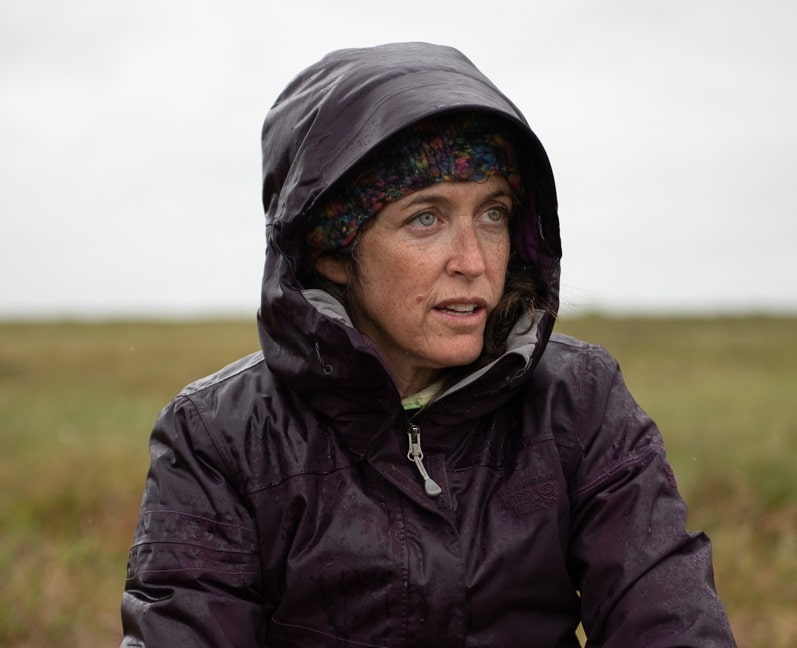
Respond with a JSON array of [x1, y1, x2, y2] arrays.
[[121, 43, 735, 646]]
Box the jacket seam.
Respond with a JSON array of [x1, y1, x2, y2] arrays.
[[570, 345, 613, 492], [139, 508, 257, 532], [242, 463, 358, 495], [128, 566, 260, 577], [181, 393, 243, 491], [396, 493, 410, 647], [129, 539, 259, 556], [270, 616, 388, 647], [570, 444, 664, 499]]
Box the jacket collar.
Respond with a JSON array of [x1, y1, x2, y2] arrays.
[[271, 290, 541, 456]]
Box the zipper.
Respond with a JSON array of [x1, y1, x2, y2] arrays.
[[406, 423, 442, 498]]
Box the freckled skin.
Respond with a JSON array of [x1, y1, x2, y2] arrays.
[[316, 176, 512, 396]]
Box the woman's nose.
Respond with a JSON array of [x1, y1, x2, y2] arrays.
[[446, 224, 487, 278]]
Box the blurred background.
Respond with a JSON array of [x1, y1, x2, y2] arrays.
[[2, 0, 795, 318], [1, 0, 795, 645]]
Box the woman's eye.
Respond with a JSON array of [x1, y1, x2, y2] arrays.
[[414, 212, 437, 227], [484, 206, 508, 223]]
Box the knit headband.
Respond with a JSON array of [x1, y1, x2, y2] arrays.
[[305, 112, 522, 256]]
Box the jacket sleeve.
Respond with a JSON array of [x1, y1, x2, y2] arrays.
[[566, 345, 736, 647], [121, 395, 266, 647]]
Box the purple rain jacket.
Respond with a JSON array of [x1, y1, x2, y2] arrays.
[[121, 43, 736, 647]]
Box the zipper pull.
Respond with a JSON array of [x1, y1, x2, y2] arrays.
[[406, 424, 442, 498]]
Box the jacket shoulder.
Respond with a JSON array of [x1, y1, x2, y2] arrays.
[[527, 331, 659, 468], [544, 330, 617, 361], [180, 350, 267, 397], [534, 332, 620, 388], [165, 350, 349, 494], [529, 331, 668, 495]]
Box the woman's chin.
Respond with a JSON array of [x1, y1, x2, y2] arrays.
[[429, 340, 485, 369]]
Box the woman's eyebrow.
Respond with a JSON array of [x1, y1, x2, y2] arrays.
[[399, 187, 514, 210]]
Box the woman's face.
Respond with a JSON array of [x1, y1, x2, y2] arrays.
[[316, 175, 513, 396]]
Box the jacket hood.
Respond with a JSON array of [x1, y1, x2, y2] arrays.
[[257, 42, 561, 412]]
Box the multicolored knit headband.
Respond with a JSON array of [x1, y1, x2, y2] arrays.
[[305, 112, 523, 256]]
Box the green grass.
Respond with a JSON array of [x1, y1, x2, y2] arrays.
[[1, 316, 794, 646], [0, 320, 260, 646]]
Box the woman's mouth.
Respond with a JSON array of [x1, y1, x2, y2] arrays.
[[434, 302, 485, 316]]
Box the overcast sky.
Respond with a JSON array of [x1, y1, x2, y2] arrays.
[[1, 0, 795, 318]]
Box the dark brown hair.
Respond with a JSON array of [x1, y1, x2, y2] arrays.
[[480, 253, 549, 364]]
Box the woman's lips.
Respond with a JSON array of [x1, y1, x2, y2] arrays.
[[433, 299, 488, 317], [435, 303, 480, 315]]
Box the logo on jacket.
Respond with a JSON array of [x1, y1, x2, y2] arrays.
[[499, 473, 558, 516]]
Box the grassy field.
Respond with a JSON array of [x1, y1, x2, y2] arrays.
[[0, 316, 794, 646]]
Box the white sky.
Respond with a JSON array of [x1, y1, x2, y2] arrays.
[[1, 0, 795, 318]]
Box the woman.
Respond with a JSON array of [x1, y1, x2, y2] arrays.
[[121, 43, 736, 646]]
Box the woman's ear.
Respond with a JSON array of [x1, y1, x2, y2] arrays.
[[314, 254, 350, 285]]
